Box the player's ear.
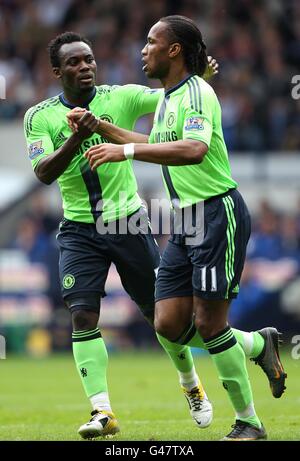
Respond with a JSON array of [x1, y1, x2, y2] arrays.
[[53, 67, 62, 79], [169, 42, 181, 59]]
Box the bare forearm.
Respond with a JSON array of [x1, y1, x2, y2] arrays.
[[96, 119, 149, 144], [85, 139, 208, 170], [35, 133, 84, 184], [133, 140, 206, 165]]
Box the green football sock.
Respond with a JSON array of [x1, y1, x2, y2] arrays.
[[156, 333, 195, 373], [205, 326, 261, 428], [184, 327, 264, 359], [72, 328, 108, 398], [232, 329, 265, 358]]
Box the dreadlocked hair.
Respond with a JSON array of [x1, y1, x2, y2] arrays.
[[160, 15, 208, 77]]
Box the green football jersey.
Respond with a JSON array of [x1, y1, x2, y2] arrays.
[[149, 75, 237, 208], [24, 85, 161, 223]]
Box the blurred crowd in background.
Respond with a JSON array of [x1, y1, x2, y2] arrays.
[[0, 0, 299, 151], [1, 0, 300, 355]]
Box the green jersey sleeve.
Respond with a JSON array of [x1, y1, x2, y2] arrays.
[[182, 81, 216, 147], [24, 107, 54, 170], [115, 84, 162, 120]]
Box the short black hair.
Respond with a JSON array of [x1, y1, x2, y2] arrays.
[[47, 31, 93, 68], [160, 15, 208, 77]]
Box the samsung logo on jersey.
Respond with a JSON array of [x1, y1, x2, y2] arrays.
[[154, 131, 178, 143], [77, 136, 110, 156]]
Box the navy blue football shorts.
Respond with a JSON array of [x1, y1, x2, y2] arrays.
[[56, 207, 160, 310], [155, 189, 251, 302]]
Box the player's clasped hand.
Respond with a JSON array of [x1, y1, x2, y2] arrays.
[[67, 107, 87, 132], [76, 111, 99, 138], [67, 108, 98, 136], [85, 144, 125, 170]]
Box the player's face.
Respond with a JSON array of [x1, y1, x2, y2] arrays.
[[141, 21, 172, 79], [56, 42, 97, 93]]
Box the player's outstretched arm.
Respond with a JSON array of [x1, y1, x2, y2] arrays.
[[67, 108, 149, 144], [96, 118, 149, 143], [85, 139, 208, 170]]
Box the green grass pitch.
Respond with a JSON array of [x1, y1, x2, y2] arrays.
[[0, 350, 298, 441]]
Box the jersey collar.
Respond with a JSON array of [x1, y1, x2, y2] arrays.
[[164, 74, 195, 97], [59, 87, 97, 109]]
